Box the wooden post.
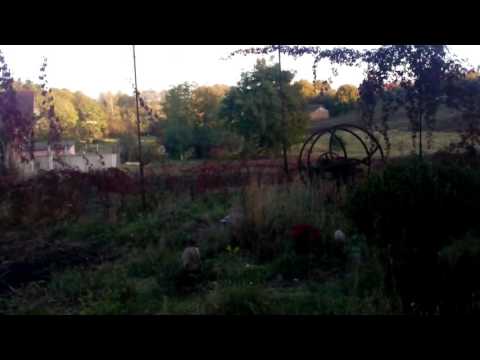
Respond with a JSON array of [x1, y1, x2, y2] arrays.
[[278, 46, 289, 179], [132, 45, 147, 211]]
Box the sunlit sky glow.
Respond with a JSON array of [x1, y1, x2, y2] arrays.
[[0, 45, 479, 99]]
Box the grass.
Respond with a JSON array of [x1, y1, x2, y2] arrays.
[[303, 106, 463, 159], [5, 127, 471, 315], [0, 176, 397, 315], [306, 129, 460, 159]]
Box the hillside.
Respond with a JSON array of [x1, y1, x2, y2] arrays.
[[304, 105, 464, 158], [309, 105, 464, 133]]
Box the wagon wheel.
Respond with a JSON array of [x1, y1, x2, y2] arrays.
[[298, 123, 385, 184]]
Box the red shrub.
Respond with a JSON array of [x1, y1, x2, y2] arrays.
[[291, 224, 322, 255]]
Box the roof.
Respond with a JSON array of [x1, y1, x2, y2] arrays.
[[310, 105, 329, 121], [33, 141, 76, 151]]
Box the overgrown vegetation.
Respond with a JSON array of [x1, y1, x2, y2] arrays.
[[346, 156, 480, 314], [2, 45, 480, 315]]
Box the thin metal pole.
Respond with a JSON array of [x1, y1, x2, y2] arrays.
[[418, 112, 423, 158], [278, 46, 289, 178], [132, 45, 147, 211]]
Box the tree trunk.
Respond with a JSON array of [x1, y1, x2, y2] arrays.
[[0, 140, 5, 175], [3, 142, 16, 174]]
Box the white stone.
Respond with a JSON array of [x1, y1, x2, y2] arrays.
[[334, 229, 346, 243], [181, 246, 201, 272]]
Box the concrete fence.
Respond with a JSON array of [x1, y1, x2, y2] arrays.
[[16, 152, 118, 178]]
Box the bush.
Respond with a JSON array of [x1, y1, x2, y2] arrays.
[[48, 264, 138, 315], [128, 248, 203, 297], [437, 234, 480, 314], [233, 182, 347, 262], [346, 157, 480, 313], [119, 134, 165, 164], [271, 282, 393, 315], [202, 252, 269, 287], [197, 224, 232, 258], [268, 252, 312, 281], [205, 285, 273, 315]]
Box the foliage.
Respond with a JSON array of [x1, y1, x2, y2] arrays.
[[0, 52, 61, 172], [50, 89, 79, 139], [295, 79, 318, 99], [228, 45, 466, 156], [0, 166, 400, 315], [72, 91, 107, 141], [232, 181, 347, 262], [192, 85, 230, 127], [220, 59, 308, 155], [161, 82, 197, 159], [118, 133, 165, 164], [333, 84, 359, 114], [0, 168, 137, 228], [445, 73, 480, 151], [205, 285, 273, 315], [158, 83, 233, 160], [346, 157, 480, 313], [308, 84, 359, 117]]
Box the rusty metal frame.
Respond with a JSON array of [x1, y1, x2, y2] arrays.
[[298, 123, 385, 184]]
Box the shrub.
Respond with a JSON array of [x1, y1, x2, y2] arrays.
[[47, 264, 138, 314], [290, 224, 322, 256], [203, 253, 269, 287], [437, 234, 480, 314], [271, 282, 393, 315], [233, 182, 347, 262], [268, 252, 312, 281], [346, 157, 480, 313], [197, 224, 232, 258], [205, 285, 273, 315]]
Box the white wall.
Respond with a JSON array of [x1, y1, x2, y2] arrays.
[[17, 152, 118, 176], [54, 153, 118, 171]]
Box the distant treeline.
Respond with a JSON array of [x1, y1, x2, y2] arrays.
[[18, 60, 479, 161]]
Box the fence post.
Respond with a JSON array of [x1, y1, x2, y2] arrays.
[[48, 145, 53, 170]]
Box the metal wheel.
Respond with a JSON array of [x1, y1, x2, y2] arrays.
[[298, 123, 385, 184]]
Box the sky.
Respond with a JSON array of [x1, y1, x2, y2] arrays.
[[0, 45, 479, 99]]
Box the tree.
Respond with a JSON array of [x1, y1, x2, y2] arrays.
[[228, 45, 465, 156], [116, 93, 138, 134], [332, 84, 359, 115], [315, 80, 333, 95], [220, 59, 308, 155], [140, 90, 165, 114], [51, 89, 78, 139], [143, 83, 231, 160], [335, 84, 359, 104], [192, 84, 230, 128], [162, 82, 197, 159], [164, 122, 193, 160], [137, 89, 165, 137], [99, 92, 138, 137], [191, 84, 230, 157], [445, 70, 480, 151], [99, 92, 121, 137], [1, 52, 60, 173], [465, 68, 480, 80], [295, 79, 317, 99], [72, 91, 107, 142]]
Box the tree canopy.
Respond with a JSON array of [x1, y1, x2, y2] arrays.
[[228, 45, 466, 156], [220, 59, 308, 155]]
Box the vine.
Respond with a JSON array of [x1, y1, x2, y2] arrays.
[[0, 50, 62, 171], [227, 45, 466, 157]]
